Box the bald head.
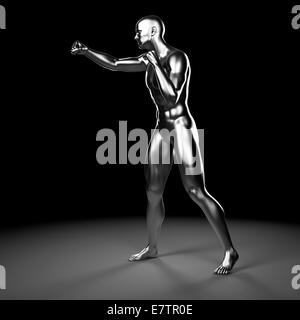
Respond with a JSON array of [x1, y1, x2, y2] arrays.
[[135, 15, 165, 50], [137, 15, 165, 37]]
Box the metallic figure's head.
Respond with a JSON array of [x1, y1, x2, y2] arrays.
[[135, 15, 165, 50]]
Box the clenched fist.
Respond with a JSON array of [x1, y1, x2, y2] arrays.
[[145, 51, 159, 66], [71, 40, 88, 55]]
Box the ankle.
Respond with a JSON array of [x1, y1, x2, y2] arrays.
[[226, 247, 236, 254], [148, 245, 158, 252]]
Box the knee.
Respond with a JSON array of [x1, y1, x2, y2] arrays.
[[187, 186, 206, 201], [146, 185, 163, 204]]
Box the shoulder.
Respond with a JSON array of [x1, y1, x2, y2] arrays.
[[168, 49, 189, 70]]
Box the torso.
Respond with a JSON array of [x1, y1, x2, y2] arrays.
[[145, 48, 192, 130]]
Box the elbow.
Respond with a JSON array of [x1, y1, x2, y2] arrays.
[[103, 65, 118, 72], [170, 91, 178, 105], [102, 58, 118, 71], [110, 60, 118, 71], [114, 60, 127, 72], [165, 92, 177, 108], [169, 84, 179, 104]]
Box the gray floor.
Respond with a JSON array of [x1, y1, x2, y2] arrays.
[[0, 218, 299, 300]]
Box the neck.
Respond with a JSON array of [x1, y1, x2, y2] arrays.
[[152, 38, 169, 58]]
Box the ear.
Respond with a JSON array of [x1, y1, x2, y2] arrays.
[[151, 26, 157, 36]]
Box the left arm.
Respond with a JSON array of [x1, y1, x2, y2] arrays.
[[147, 51, 188, 105]]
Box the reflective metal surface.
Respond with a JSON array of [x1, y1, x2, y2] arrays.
[[72, 16, 239, 274]]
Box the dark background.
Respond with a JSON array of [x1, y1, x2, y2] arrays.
[[1, 1, 298, 228]]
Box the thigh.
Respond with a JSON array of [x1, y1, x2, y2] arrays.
[[144, 129, 173, 189], [173, 118, 204, 178]]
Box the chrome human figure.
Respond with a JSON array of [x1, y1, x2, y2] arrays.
[[71, 16, 239, 274]]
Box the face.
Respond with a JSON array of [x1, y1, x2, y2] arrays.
[[134, 20, 153, 50]]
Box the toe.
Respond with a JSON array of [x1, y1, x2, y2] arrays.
[[128, 255, 136, 261], [214, 265, 232, 275], [214, 266, 221, 274], [223, 268, 230, 275]]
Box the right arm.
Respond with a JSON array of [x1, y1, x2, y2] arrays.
[[71, 40, 147, 72]]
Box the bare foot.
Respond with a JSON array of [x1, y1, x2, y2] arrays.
[[128, 246, 158, 262], [214, 248, 239, 275]]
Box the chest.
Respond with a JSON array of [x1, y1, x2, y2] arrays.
[[145, 62, 170, 90]]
